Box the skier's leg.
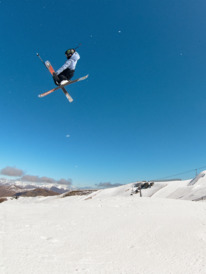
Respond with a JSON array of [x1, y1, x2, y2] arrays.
[[54, 70, 75, 85], [66, 70, 74, 81], [59, 70, 74, 82], [53, 72, 60, 86], [57, 74, 68, 85], [58, 74, 68, 82]]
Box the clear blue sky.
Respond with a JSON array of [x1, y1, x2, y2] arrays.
[[1, 0, 206, 188]]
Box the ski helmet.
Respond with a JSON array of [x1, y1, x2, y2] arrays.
[[65, 49, 75, 59]]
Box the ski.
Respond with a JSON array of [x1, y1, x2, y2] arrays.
[[62, 87, 73, 102], [45, 60, 55, 75], [38, 74, 89, 99]]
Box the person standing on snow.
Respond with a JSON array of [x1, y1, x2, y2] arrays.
[[53, 49, 80, 86]]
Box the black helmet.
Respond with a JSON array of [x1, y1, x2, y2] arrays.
[[65, 49, 75, 59]]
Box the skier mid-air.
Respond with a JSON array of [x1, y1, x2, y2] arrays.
[[37, 47, 88, 102], [52, 49, 80, 86]]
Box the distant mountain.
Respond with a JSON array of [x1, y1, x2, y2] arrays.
[[0, 184, 25, 198], [0, 180, 68, 198], [14, 188, 60, 197], [22, 184, 36, 190], [47, 186, 68, 194]]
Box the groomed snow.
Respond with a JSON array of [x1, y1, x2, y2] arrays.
[[1, 189, 206, 273]]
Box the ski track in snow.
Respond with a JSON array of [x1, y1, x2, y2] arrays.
[[0, 194, 206, 274]]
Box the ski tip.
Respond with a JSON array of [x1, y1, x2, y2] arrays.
[[81, 74, 89, 80], [66, 95, 73, 103]]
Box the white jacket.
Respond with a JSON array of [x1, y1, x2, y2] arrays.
[[56, 52, 80, 75]]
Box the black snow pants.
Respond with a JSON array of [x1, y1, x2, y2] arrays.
[[53, 69, 75, 86]]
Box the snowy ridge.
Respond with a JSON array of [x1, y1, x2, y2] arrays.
[[189, 170, 206, 186], [87, 171, 206, 201], [1, 170, 206, 201]]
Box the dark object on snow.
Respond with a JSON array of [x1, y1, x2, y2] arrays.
[[131, 181, 154, 196]]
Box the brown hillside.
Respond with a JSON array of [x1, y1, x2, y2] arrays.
[[0, 185, 18, 197], [14, 188, 59, 197]]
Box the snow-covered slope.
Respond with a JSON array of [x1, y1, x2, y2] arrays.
[[1, 171, 206, 273], [1, 194, 206, 274], [152, 171, 206, 201], [87, 171, 206, 201]]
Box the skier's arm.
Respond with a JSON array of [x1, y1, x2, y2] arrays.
[[73, 52, 80, 61], [56, 60, 71, 75]]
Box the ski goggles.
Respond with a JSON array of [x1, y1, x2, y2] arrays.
[[65, 49, 75, 56]]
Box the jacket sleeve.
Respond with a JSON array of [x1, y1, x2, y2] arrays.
[[72, 52, 80, 61], [56, 60, 71, 75]]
